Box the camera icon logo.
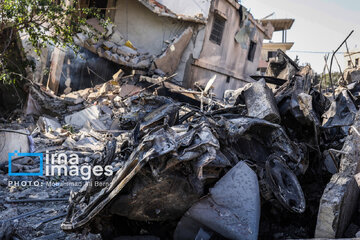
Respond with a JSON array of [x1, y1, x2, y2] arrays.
[[8, 150, 43, 176]]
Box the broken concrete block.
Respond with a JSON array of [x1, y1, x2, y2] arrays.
[[109, 30, 126, 45], [111, 53, 119, 63], [0, 130, 30, 164], [37, 117, 62, 133], [64, 106, 101, 129], [87, 92, 99, 101], [104, 50, 113, 61], [243, 79, 281, 123], [130, 56, 139, 65], [97, 47, 105, 58], [174, 161, 260, 240], [111, 46, 118, 54], [88, 43, 100, 54], [315, 113, 360, 238], [103, 41, 115, 51], [135, 59, 151, 69], [315, 174, 359, 238], [116, 45, 137, 56], [104, 22, 114, 38], [74, 137, 104, 152], [63, 92, 84, 104], [154, 27, 193, 75], [118, 55, 127, 64]]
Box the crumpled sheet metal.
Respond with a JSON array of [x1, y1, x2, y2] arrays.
[[274, 76, 326, 155], [56, 70, 340, 237], [265, 49, 299, 81], [322, 88, 358, 128], [243, 79, 281, 123], [219, 116, 307, 174], [61, 118, 221, 231]]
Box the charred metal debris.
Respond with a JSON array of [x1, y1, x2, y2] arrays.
[[1, 50, 360, 240]]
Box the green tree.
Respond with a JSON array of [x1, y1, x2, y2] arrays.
[[0, 0, 107, 83], [321, 72, 342, 88]]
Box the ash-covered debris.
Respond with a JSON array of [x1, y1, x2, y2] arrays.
[[1, 55, 360, 240]]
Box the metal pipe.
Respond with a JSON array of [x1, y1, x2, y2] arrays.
[[329, 30, 354, 98]]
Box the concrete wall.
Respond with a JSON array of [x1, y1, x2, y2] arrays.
[[113, 0, 193, 56], [156, 0, 212, 19], [344, 49, 360, 69], [184, 0, 265, 98]]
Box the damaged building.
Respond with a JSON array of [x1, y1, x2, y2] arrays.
[[36, 0, 274, 98], [2, 1, 360, 240]]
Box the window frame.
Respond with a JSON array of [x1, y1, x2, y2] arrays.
[[209, 13, 226, 46]]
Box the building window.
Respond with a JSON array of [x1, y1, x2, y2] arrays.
[[348, 60, 352, 67], [209, 14, 226, 45], [267, 51, 277, 61], [248, 41, 257, 62], [356, 58, 359, 66]]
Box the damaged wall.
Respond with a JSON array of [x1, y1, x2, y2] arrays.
[[184, 0, 265, 98], [154, 0, 212, 20], [113, 0, 194, 56]]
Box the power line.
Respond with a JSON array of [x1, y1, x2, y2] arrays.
[[287, 50, 347, 54]]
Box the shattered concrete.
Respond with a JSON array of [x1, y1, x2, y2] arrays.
[[315, 112, 360, 238], [2, 47, 360, 239]]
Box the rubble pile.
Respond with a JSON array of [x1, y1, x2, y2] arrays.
[[74, 19, 153, 70], [1, 61, 360, 239]]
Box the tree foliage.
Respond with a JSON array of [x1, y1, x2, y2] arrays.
[[321, 72, 342, 88], [0, 0, 107, 83]]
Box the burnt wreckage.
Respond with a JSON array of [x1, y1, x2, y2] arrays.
[[2, 50, 360, 239], [44, 51, 357, 238]]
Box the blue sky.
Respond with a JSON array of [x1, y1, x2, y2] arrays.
[[242, 0, 360, 73]]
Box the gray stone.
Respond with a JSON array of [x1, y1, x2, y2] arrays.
[[37, 117, 62, 133], [97, 47, 105, 58], [63, 92, 84, 104], [104, 50, 113, 61], [174, 161, 260, 240], [109, 30, 126, 45], [75, 137, 103, 152], [135, 59, 151, 69], [102, 41, 115, 50], [64, 106, 101, 129], [100, 105, 113, 115], [315, 113, 360, 238], [116, 45, 137, 56], [111, 53, 119, 63]]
